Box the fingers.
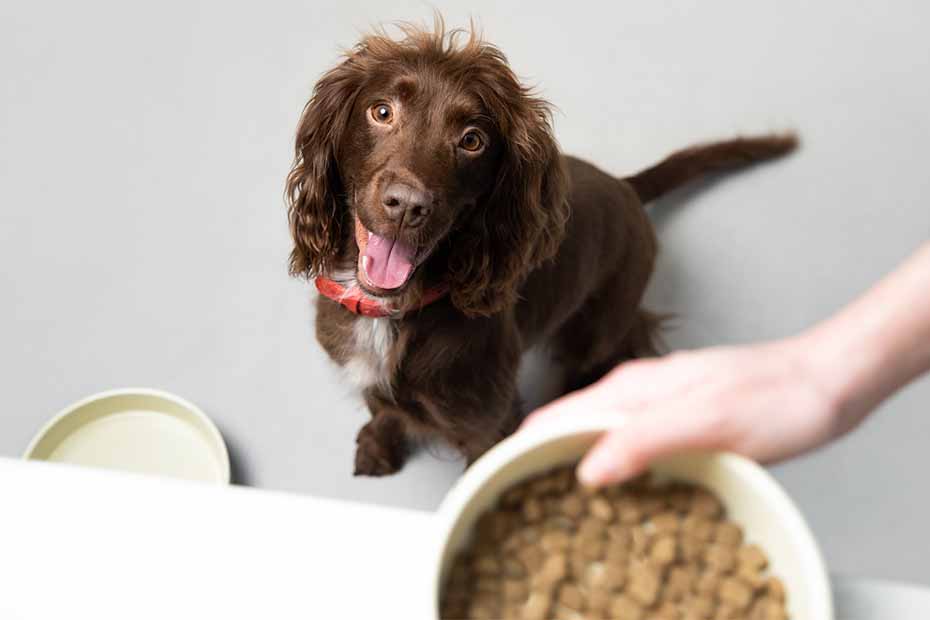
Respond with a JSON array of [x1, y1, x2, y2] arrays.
[[520, 383, 608, 429], [522, 358, 671, 430], [577, 407, 729, 487]]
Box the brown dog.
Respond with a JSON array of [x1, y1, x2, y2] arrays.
[[286, 25, 796, 476]]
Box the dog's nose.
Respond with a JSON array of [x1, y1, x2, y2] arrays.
[[381, 182, 432, 226]]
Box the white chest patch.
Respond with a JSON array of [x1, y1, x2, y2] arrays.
[[345, 317, 396, 390]]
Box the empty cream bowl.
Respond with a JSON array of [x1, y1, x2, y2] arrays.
[[432, 413, 833, 619], [24, 388, 230, 484]]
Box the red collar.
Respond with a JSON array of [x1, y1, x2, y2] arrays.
[[315, 276, 448, 318]]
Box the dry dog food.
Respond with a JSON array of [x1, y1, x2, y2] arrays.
[[441, 466, 789, 620]]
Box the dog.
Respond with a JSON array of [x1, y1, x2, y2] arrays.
[[286, 24, 796, 476]]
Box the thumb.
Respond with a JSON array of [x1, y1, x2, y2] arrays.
[[577, 407, 729, 487]]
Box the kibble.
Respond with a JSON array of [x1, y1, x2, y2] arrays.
[[704, 544, 738, 574], [737, 564, 765, 590], [616, 498, 643, 525], [681, 537, 705, 563], [738, 545, 768, 571], [651, 535, 678, 566], [587, 587, 610, 613], [751, 598, 788, 620], [557, 582, 584, 610], [719, 577, 753, 610], [665, 567, 692, 601], [627, 565, 662, 606], [603, 564, 628, 590], [656, 601, 682, 619], [522, 591, 551, 620], [541, 530, 572, 554], [765, 577, 786, 602], [651, 511, 681, 535], [472, 554, 500, 576], [716, 522, 744, 548], [503, 557, 527, 579], [589, 496, 615, 522], [611, 595, 644, 620], [692, 490, 724, 518], [577, 517, 605, 541], [696, 570, 721, 597], [518, 545, 545, 573], [631, 526, 651, 556], [687, 595, 716, 618], [606, 539, 630, 564], [683, 515, 716, 542], [503, 579, 529, 603], [534, 554, 567, 590], [640, 493, 667, 517], [567, 552, 588, 580], [441, 465, 791, 620], [560, 494, 585, 519], [523, 497, 545, 523], [580, 535, 606, 559]]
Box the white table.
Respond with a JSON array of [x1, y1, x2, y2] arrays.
[[1, 459, 926, 619]]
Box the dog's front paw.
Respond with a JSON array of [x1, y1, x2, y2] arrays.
[[354, 420, 407, 477]]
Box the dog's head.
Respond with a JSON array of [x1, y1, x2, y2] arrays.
[[286, 23, 568, 316]]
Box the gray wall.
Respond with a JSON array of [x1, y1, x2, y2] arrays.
[[1, 0, 928, 585]]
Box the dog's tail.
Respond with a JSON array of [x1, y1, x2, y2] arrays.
[[625, 133, 798, 204]]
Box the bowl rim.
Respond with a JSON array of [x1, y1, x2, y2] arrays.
[[23, 387, 231, 484], [431, 413, 834, 619]]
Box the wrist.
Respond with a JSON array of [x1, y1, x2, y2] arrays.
[[794, 318, 886, 438], [775, 331, 843, 442], [788, 243, 930, 442]]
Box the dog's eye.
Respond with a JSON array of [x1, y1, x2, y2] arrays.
[[370, 103, 394, 124], [459, 131, 483, 152]]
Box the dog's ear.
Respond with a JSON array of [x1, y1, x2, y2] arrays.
[[285, 59, 364, 278], [448, 61, 569, 317]]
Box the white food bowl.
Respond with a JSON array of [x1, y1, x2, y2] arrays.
[[24, 388, 230, 484], [431, 413, 834, 619]]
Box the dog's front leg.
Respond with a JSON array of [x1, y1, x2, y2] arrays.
[[420, 358, 522, 468], [353, 389, 410, 477]]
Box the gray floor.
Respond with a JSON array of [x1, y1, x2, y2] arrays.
[[2, 0, 928, 585]]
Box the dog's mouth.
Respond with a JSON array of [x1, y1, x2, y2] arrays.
[[355, 217, 420, 294]]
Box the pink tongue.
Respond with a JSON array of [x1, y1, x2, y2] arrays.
[[364, 234, 416, 289]]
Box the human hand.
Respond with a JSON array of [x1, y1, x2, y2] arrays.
[[522, 337, 842, 487]]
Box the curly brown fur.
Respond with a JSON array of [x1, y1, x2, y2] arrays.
[[287, 21, 797, 476]]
